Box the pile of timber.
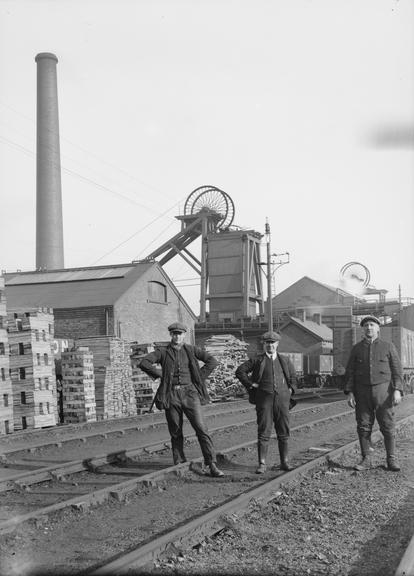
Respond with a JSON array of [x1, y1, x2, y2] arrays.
[[76, 337, 136, 420], [204, 334, 249, 399], [130, 342, 160, 414], [61, 346, 97, 424]]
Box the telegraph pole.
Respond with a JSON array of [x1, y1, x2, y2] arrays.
[[265, 219, 273, 331]]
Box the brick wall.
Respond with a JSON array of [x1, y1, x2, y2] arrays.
[[54, 306, 114, 339], [115, 268, 196, 344]]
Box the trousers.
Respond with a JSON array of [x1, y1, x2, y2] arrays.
[[255, 389, 290, 451], [354, 381, 395, 437], [164, 385, 216, 465]]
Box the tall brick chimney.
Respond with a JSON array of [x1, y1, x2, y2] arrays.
[[35, 52, 64, 270]]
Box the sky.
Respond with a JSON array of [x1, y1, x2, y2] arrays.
[[0, 0, 413, 315]]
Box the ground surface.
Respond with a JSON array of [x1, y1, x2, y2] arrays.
[[0, 395, 413, 576], [153, 421, 414, 576]]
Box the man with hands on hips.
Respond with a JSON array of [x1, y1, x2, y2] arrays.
[[344, 315, 403, 471]]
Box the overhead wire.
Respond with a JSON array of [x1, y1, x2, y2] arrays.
[[0, 100, 172, 202], [0, 102, 197, 269], [91, 205, 183, 265]]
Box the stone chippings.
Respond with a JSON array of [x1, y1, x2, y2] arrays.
[[153, 427, 414, 576]]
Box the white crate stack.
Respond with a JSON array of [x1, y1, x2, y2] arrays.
[[77, 336, 137, 420], [130, 342, 159, 414], [61, 346, 97, 423], [0, 277, 13, 434], [8, 307, 57, 431]]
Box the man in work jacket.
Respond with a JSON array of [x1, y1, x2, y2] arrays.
[[138, 322, 224, 477], [344, 315, 403, 471], [235, 330, 297, 474]]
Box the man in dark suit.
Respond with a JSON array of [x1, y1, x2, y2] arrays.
[[138, 322, 224, 477], [235, 331, 297, 474], [344, 315, 403, 471]]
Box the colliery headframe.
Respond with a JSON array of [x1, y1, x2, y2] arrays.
[[144, 185, 265, 324]]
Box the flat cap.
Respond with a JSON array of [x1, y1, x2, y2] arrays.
[[360, 315, 381, 327], [168, 322, 187, 333], [261, 330, 281, 342]]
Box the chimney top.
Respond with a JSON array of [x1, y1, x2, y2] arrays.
[[35, 53, 58, 63]]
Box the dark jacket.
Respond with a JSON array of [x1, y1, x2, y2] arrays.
[[235, 352, 297, 397], [138, 343, 218, 409], [344, 338, 403, 394]]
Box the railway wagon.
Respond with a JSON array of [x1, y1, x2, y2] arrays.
[[333, 323, 414, 394], [380, 325, 414, 394]]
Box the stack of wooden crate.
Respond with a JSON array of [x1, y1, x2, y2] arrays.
[[76, 336, 136, 420], [204, 334, 249, 400], [130, 342, 160, 414], [61, 346, 97, 423], [7, 307, 57, 431], [0, 277, 13, 434]]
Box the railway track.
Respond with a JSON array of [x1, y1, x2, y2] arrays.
[[0, 389, 340, 460], [0, 394, 349, 534], [1, 395, 413, 575], [91, 412, 414, 576]]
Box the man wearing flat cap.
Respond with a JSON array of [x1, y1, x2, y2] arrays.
[[138, 322, 224, 477], [235, 330, 297, 474], [344, 315, 403, 471]]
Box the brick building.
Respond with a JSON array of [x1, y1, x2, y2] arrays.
[[4, 262, 197, 345]]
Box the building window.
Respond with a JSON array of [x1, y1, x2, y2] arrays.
[[38, 378, 43, 390], [19, 367, 26, 380], [35, 330, 39, 341], [148, 281, 167, 304], [22, 416, 27, 429], [1, 367, 5, 381], [45, 377, 49, 390], [0, 343, 5, 355], [4, 420, 10, 434], [42, 330, 46, 341], [3, 394, 8, 407], [46, 402, 50, 414], [18, 343, 25, 355], [43, 353, 49, 366], [48, 323, 52, 334], [37, 353, 41, 365], [39, 402, 44, 415], [20, 391, 26, 404]]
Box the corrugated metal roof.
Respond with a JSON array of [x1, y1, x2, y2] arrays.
[[4, 263, 153, 308], [6, 265, 136, 285]]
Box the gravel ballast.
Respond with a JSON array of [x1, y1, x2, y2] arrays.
[[152, 424, 414, 576]]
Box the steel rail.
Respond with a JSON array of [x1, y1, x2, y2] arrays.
[[395, 532, 414, 576], [0, 390, 339, 459], [0, 396, 346, 492], [90, 414, 414, 575], [0, 405, 355, 535]]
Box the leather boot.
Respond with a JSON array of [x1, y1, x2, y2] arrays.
[[384, 434, 401, 471], [209, 462, 224, 477], [278, 439, 293, 471], [256, 442, 268, 474], [172, 437, 186, 465], [354, 431, 372, 471]]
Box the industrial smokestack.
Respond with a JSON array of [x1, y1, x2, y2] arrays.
[[35, 52, 64, 270]]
